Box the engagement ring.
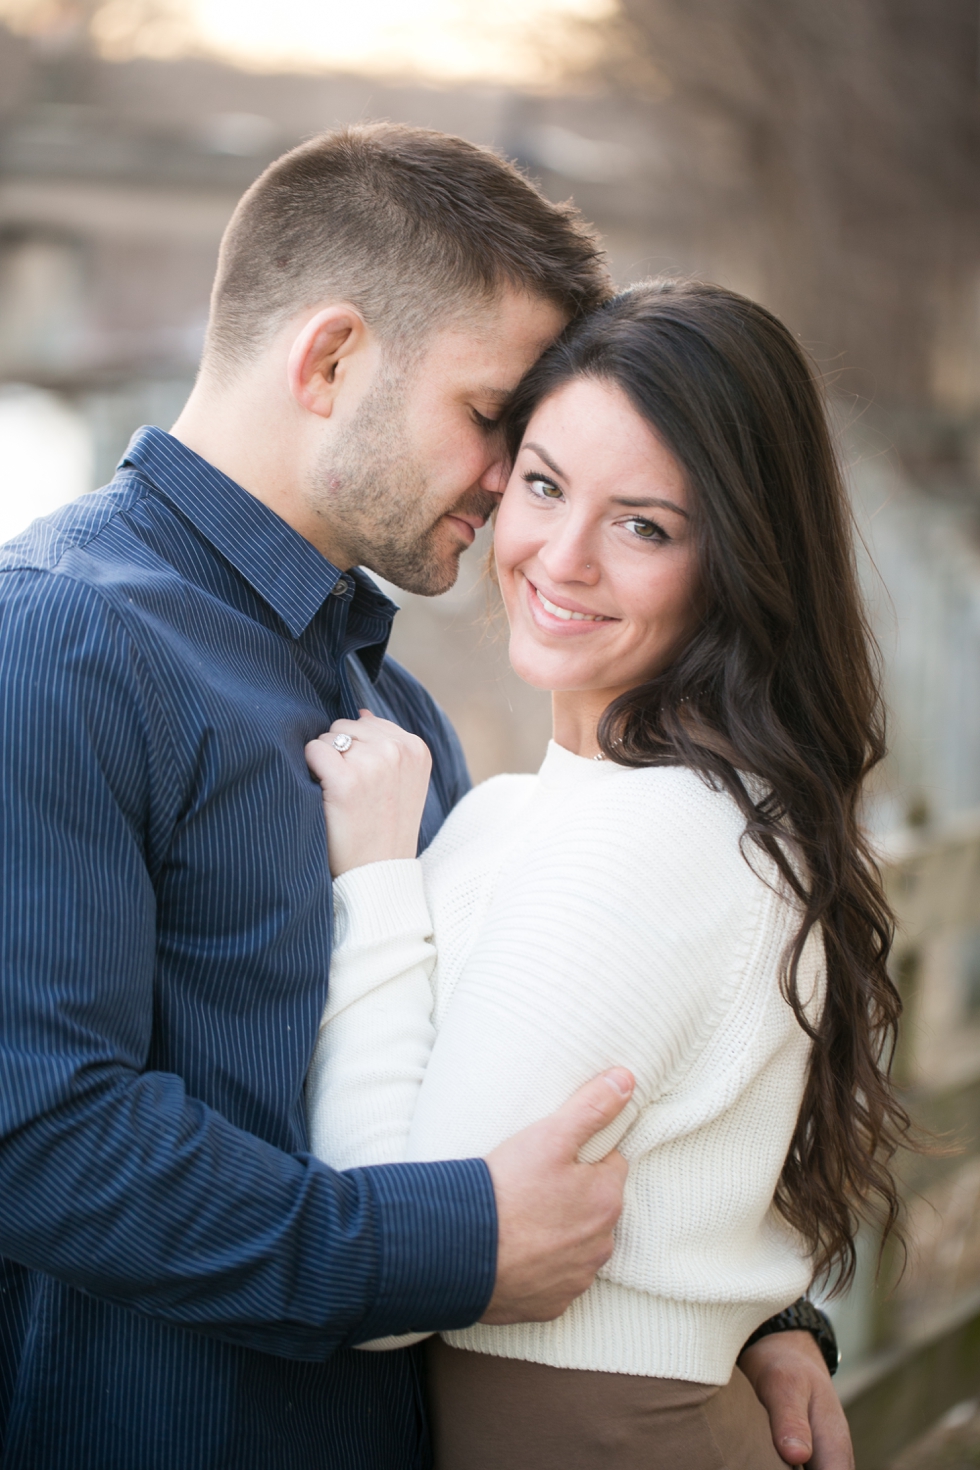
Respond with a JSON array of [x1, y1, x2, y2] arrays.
[[332, 734, 353, 753]]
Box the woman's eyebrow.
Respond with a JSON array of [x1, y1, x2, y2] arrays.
[[523, 442, 688, 518], [523, 442, 567, 479], [611, 495, 690, 518]]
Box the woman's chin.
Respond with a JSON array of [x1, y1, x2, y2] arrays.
[[506, 654, 556, 692], [507, 640, 600, 694]]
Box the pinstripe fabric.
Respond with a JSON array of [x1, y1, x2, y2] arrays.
[[0, 427, 496, 1469]]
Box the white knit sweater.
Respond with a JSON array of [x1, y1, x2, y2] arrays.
[[306, 741, 823, 1384]]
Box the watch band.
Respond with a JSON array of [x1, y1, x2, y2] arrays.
[[740, 1298, 841, 1377]]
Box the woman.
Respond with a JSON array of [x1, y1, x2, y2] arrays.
[[304, 279, 907, 1468]]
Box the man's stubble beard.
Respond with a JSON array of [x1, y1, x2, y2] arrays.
[[309, 369, 496, 597]]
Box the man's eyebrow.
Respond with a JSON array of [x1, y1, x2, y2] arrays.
[[523, 442, 567, 479], [477, 386, 513, 404], [611, 496, 690, 519]]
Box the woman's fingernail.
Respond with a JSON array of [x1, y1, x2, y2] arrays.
[[604, 1068, 634, 1097]]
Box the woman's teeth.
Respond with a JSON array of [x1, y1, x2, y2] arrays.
[[537, 589, 608, 622]]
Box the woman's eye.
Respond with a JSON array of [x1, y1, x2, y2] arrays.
[[625, 517, 669, 542], [523, 472, 563, 499]]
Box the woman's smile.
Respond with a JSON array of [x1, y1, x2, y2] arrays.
[[524, 575, 619, 631]]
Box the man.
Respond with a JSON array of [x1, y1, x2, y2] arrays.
[[0, 124, 851, 1468]]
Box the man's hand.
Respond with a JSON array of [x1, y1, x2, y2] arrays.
[[739, 1329, 854, 1468], [480, 1069, 634, 1325]]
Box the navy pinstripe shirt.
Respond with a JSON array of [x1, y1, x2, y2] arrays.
[[0, 427, 497, 1469]]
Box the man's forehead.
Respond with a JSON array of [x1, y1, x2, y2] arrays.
[[429, 296, 567, 387]]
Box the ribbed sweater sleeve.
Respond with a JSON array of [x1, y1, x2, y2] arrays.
[[306, 860, 436, 1172], [306, 860, 442, 1352]]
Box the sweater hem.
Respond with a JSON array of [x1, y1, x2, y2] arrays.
[[441, 1276, 807, 1385]]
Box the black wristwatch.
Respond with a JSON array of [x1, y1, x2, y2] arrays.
[[740, 1298, 840, 1377]]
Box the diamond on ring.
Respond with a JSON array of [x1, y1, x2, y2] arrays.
[[332, 733, 353, 753]]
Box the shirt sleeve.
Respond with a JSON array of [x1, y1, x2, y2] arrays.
[[306, 860, 437, 1170], [0, 570, 496, 1359]]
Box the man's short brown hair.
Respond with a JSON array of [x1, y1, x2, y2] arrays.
[[204, 122, 612, 375]]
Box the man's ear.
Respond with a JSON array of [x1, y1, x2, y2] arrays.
[[287, 305, 369, 418]]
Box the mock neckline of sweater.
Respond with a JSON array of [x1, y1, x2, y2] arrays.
[[537, 739, 630, 789]]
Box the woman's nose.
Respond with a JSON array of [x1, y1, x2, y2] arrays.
[[537, 525, 600, 584]]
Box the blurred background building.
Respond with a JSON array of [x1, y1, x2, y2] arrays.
[[0, 1, 978, 1461]]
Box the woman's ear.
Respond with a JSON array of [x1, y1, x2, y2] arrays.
[[286, 305, 369, 418]]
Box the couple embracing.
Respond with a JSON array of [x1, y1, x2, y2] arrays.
[[0, 123, 904, 1468]]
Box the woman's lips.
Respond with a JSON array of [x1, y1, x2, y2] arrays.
[[525, 578, 616, 632]]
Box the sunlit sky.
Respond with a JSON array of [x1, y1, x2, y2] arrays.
[[3, 0, 618, 84]]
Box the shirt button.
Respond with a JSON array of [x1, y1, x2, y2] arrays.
[[332, 579, 348, 596]]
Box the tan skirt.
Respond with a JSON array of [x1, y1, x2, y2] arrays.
[[426, 1338, 787, 1470]]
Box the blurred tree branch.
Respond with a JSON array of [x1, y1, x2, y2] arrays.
[[592, 0, 980, 423]]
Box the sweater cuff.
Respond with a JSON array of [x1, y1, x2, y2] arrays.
[[350, 1158, 497, 1342], [332, 860, 431, 951]]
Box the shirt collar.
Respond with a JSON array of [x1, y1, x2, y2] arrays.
[[120, 426, 399, 641]]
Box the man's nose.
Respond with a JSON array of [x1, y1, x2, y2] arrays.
[[478, 455, 509, 497]]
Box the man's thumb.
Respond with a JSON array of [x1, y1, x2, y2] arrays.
[[773, 1420, 813, 1465], [548, 1069, 635, 1158]]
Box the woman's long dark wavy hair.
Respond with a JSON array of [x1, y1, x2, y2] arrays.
[[504, 278, 909, 1291]]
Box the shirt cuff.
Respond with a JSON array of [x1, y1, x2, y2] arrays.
[[332, 860, 431, 950], [350, 1157, 497, 1342]]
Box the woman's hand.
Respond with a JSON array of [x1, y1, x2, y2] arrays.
[[305, 711, 432, 878]]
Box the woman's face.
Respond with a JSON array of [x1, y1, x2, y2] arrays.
[[494, 378, 701, 708]]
